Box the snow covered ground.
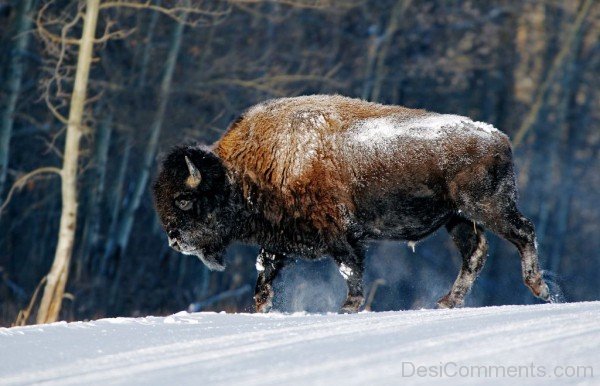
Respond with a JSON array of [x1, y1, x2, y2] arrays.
[[1, 301, 599, 385]]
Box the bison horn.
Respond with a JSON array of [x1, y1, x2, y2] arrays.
[[185, 156, 202, 188]]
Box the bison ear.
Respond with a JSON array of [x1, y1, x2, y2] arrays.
[[185, 156, 202, 188]]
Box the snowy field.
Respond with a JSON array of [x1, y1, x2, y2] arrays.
[[1, 302, 599, 386]]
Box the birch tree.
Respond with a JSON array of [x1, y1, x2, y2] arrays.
[[36, 0, 101, 324], [30, 0, 225, 324]]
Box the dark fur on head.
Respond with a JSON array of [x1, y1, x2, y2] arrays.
[[152, 145, 238, 271]]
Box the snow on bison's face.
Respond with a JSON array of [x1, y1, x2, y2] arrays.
[[152, 146, 232, 271]]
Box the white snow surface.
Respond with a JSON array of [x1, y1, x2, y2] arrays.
[[1, 302, 599, 385]]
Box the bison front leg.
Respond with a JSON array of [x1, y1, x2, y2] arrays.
[[254, 249, 284, 313], [333, 246, 365, 313]]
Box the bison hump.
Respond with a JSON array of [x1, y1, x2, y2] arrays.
[[216, 106, 338, 190], [214, 97, 359, 234]]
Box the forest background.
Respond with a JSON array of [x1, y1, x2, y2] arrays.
[[0, 0, 598, 326]]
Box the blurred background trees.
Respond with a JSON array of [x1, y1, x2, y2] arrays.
[[0, 0, 598, 325]]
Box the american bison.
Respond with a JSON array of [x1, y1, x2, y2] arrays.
[[153, 94, 551, 313]]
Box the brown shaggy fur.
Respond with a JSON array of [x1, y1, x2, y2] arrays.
[[214, 95, 509, 240]]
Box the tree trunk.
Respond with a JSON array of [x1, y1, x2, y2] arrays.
[[116, 18, 186, 256], [36, 0, 100, 324], [361, 33, 381, 101], [78, 110, 113, 279], [370, 0, 410, 103], [99, 132, 131, 278], [136, 0, 162, 90], [547, 31, 582, 273], [0, 0, 35, 200], [108, 17, 187, 311], [99, 7, 160, 278]]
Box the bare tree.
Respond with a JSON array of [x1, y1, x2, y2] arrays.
[[36, 0, 101, 324], [18, 0, 231, 324]]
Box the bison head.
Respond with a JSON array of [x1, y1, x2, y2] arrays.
[[153, 146, 233, 271]]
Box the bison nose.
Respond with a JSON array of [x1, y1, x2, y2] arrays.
[[167, 229, 181, 250], [168, 237, 181, 251]]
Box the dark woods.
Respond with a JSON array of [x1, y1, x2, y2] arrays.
[[0, 0, 598, 325]]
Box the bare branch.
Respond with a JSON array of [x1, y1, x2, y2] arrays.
[[99, 0, 232, 25], [0, 167, 62, 215], [13, 276, 48, 327], [44, 91, 69, 125], [94, 28, 136, 43], [40, 130, 66, 159], [229, 0, 363, 10], [36, 2, 81, 45], [203, 74, 345, 95], [94, 18, 137, 43]]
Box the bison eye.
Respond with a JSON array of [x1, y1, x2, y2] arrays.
[[175, 198, 193, 211]]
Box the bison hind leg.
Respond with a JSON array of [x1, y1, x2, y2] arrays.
[[456, 178, 550, 303], [437, 216, 488, 309]]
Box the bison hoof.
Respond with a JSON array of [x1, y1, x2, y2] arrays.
[[254, 294, 273, 313], [531, 281, 550, 302], [436, 293, 463, 309], [340, 296, 364, 314], [525, 275, 550, 302], [255, 299, 272, 313], [254, 287, 274, 313]]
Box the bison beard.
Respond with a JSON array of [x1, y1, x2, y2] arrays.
[[153, 95, 552, 313]]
